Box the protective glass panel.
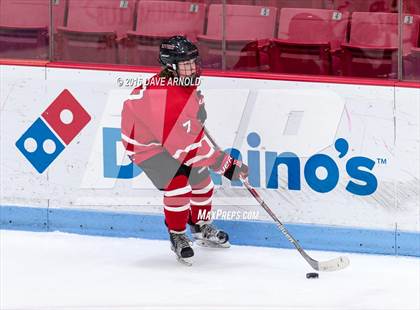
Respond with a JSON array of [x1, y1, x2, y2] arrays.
[[221, 0, 401, 79], [0, 0, 54, 60], [401, 0, 420, 81]]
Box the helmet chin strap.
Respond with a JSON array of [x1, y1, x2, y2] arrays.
[[161, 65, 177, 77]]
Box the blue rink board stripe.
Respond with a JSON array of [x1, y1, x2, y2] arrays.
[[1, 205, 419, 257]]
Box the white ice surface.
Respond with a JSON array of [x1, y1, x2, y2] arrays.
[[1, 230, 419, 310]]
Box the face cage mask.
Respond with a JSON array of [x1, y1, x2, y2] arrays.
[[167, 57, 201, 86]]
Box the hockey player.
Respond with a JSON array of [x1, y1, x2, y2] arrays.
[[121, 36, 248, 265]]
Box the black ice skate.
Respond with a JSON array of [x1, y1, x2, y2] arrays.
[[169, 230, 194, 266], [190, 221, 231, 248]]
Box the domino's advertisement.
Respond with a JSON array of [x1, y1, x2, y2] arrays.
[[1, 65, 419, 256]]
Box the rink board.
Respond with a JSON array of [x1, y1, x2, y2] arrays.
[[1, 205, 419, 257], [0, 64, 419, 257]]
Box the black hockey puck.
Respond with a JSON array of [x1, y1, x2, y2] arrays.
[[306, 272, 319, 279]]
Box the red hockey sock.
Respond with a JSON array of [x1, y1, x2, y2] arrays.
[[163, 175, 191, 232], [189, 176, 214, 224]]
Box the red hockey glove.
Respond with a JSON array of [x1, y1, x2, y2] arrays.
[[211, 152, 249, 181]]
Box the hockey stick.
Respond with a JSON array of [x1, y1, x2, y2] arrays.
[[240, 179, 350, 272], [204, 128, 350, 272]]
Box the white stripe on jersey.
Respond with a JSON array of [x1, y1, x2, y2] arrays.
[[164, 185, 192, 197], [121, 133, 161, 147], [172, 140, 202, 159], [184, 147, 215, 166], [164, 203, 190, 212], [172, 135, 211, 160]]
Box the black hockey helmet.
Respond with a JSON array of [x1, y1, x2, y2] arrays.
[[159, 36, 199, 71]]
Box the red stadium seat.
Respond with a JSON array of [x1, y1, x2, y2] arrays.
[[255, 0, 327, 9], [406, 47, 420, 80], [0, 0, 65, 59], [55, 0, 136, 64], [126, 1, 206, 66], [197, 4, 277, 70], [269, 8, 349, 75], [341, 12, 420, 78], [333, 0, 397, 13], [404, 0, 420, 15], [190, 0, 255, 4]]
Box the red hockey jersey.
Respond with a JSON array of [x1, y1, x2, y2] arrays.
[[121, 74, 220, 168]]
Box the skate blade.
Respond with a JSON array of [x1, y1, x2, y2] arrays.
[[176, 256, 193, 266], [171, 246, 194, 266], [195, 239, 231, 248]]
